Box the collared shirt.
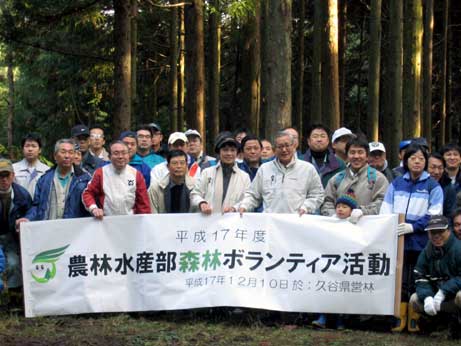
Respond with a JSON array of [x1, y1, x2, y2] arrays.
[[13, 159, 50, 198], [89, 148, 110, 161]]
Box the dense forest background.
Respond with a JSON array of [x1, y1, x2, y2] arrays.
[[0, 0, 460, 166]]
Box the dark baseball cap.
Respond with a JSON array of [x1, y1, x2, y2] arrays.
[[425, 215, 449, 232], [71, 125, 90, 137]]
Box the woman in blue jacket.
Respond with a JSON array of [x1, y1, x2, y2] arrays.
[[380, 143, 444, 333]]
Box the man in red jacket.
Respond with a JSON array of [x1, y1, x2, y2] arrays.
[[82, 141, 151, 219]]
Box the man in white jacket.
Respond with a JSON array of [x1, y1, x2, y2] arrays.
[[236, 131, 324, 215]]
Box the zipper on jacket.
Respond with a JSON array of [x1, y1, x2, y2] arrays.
[[404, 179, 416, 221]]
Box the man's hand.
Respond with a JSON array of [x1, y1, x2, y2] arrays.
[[397, 223, 414, 236], [238, 207, 246, 217], [433, 290, 445, 312], [424, 297, 437, 316], [15, 218, 29, 232], [199, 202, 212, 215], [91, 208, 104, 220]]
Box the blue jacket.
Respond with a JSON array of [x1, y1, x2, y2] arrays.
[[380, 171, 444, 251], [415, 232, 461, 301], [130, 155, 152, 188], [0, 183, 32, 235], [25, 166, 91, 221], [136, 151, 165, 170], [0, 247, 4, 291]]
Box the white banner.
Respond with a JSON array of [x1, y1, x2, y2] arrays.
[[21, 213, 398, 317]]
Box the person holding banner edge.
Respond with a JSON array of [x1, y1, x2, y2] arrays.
[[380, 143, 444, 333]]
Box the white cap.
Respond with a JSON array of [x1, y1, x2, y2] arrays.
[[369, 141, 386, 153], [168, 132, 188, 145], [184, 129, 201, 139], [332, 127, 354, 143]]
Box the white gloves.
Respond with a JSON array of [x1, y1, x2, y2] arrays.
[[348, 209, 363, 224], [397, 223, 414, 236], [424, 297, 437, 316], [433, 290, 445, 312]]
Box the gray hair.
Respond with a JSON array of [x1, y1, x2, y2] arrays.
[[274, 130, 295, 144], [54, 139, 76, 154]]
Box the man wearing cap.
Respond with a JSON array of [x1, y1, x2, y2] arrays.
[[185, 129, 216, 178], [302, 124, 346, 188], [237, 130, 324, 215], [410, 215, 461, 338], [17, 139, 91, 222], [149, 123, 168, 158], [331, 127, 355, 162], [150, 132, 192, 184], [0, 159, 32, 292], [368, 141, 395, 183], [148, 150, 195, 213], [88, 126, 110, 161], [13, 133, 50, 198], [192, 132, 250, 214], [71, 124, 104, 175], [120, 131, 152, 188], [136, 125, 165, 169], [82, 141, 151, 218]]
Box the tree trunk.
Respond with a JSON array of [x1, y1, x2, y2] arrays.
[[293, 0, 305, 137], [242, 3, 261, 136], [402, 0, 422, 138], [422, 0, 433, 149], [323, 0, 340, 130], [439, 0, 449, 147], [338, 0, 347, 125], [367, 0, 382, 142], [169, 0, 179, 132], [185, 0, 206, 143], [208, 0, 221, 144], [113, 0, 132, 137], [6, 49, 14, 147], [385, 0, 403, 167], [261, 0, 292, 140], [178, 5, 185, 131], [311, 0, 323, 124], [131, 0, 137, 127]]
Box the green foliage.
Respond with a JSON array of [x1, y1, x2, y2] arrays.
[[225, 0, 256, 20]]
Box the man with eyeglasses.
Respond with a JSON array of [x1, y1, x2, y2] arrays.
[[237, 130, 324, 215], [149, 123, 168, 158], [88, 126, 109, 161], [83, 141, 151, 218], [16, 139, 91, 223], [368, 141, 395, 183], [136, 125, 165, 169]]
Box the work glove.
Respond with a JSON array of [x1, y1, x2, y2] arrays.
[[433, 290, 446, 312], [424, 297, 437, 316], [397, 223, 414, 236], [348, 209, 363, 224]]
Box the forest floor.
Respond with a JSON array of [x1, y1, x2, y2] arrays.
[[1, 308, 460, 346]]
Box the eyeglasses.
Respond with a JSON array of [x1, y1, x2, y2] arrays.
[[111, 151, 129, 156], [275, 143, 292, 150], [90, 134, 104, 139], [137, 134, 152, 139]]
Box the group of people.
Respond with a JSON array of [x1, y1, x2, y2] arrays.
[[0, 122, 460, 338]]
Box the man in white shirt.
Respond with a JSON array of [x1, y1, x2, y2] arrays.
[[13, 133, 50, 198]]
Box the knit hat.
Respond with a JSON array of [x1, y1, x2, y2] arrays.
[[336, 189, 358, 210]]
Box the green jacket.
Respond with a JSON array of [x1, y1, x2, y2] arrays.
[[414, 233, 461, 301]]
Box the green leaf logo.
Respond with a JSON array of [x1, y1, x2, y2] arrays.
[[31, 245, 69, 284]]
